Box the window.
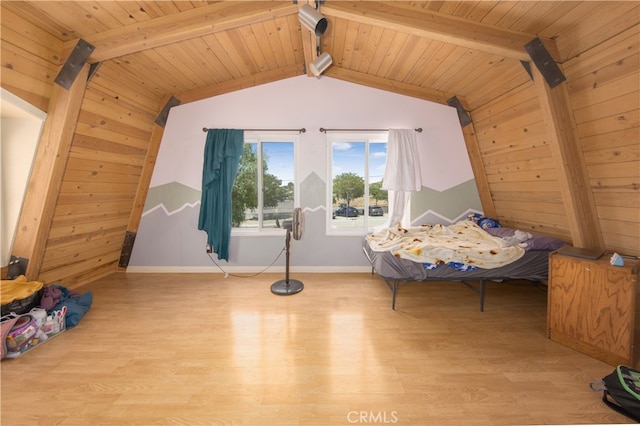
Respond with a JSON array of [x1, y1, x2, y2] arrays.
[[232, 134, 296, 232], [328, 133, 388, 233]]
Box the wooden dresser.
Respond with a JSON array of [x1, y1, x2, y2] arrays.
[[547, 251, 640, 367]]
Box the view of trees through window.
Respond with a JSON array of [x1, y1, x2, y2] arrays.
[[232, 140, 295, 230], [330, 138, 388, 230]]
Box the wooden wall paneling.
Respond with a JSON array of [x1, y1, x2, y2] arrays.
[[10, 64, 90, 280], [532, 64, 604, 250], [460, 123, 497, 219], [119, 105, 170, 271], [37, 251, 121, 288]]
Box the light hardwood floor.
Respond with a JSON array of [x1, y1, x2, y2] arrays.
[[1, 273, 631, 425]]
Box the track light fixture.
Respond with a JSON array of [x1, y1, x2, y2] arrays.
[[309, 52, 332, 77], [298, 4, 327, 36]]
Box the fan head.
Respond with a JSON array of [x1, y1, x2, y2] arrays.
[[291, 207, 303, 240]]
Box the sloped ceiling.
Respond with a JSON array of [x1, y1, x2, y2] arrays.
[[2, 1, 608, 110]]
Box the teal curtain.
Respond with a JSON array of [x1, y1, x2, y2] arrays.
[[198, 129, 244, 261]]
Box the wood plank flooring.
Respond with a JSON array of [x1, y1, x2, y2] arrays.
[[1, 273, 631, 425]]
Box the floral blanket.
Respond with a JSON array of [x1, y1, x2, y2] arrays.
[[366, 221, 528, 269]]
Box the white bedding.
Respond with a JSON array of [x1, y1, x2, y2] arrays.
[[365, 220, 529, 269]]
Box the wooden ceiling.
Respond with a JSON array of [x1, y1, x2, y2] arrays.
[[4, 1, 631, 111]]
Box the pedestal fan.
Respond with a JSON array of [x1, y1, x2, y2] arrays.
[[271, 207, 304, 295]]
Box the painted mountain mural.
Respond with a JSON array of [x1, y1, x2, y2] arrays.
[[143, 182, 201, 216]]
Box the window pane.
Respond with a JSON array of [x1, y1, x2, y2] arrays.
[[262, 142, 294, 229], [331, 142, 365, 228], [232, 143, 258, 228], [368, 142, 388, 228], [330, 138, 388, 231], [232, 140, 295, 230]]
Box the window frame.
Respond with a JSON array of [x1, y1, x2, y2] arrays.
[[326, 132, 388, 236], [231, 132, 299, 236]]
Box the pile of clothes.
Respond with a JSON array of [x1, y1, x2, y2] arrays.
[[1, 276, 92, 359]]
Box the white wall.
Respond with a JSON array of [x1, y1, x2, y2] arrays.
[[0, 89, 46, 267], [129, 76, 476, 272]]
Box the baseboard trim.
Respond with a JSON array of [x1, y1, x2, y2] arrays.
[[124, 266, 373, 274]]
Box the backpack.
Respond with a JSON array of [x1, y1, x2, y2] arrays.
[[590, 365, 640, 422]]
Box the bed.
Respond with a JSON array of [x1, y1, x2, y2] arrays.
[[362, 220, 566, 311]]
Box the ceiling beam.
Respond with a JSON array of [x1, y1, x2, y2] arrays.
[[61, 2, 299, 63], [531, 65, 604, 250], [321, 1, 559, 62], [177, 64, 304, 105], [324, 66, 463, 107]]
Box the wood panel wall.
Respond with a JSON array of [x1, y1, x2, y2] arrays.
[[36, 63, 161, 287], [470, 81, 567, 239], [564, 25, 639, 257], [1, 7, 164, 288], [469, 13, 639, 257]]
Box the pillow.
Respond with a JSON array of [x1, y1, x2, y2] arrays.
[[485, 227, 566, 251]]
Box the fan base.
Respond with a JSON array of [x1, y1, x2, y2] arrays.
[[270, 279, 304, 295]]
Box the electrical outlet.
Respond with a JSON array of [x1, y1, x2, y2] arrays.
[[206, 244, 213, 253]]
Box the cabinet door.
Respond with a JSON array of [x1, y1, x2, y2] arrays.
[[549, 254, 635, 363]]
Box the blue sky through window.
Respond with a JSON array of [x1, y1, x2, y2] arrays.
[[332, 141, 387, 184]]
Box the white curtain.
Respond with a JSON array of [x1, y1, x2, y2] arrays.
[[382, 129, 421, 228]]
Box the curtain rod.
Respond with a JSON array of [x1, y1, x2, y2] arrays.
[[202, 127, 306, 133], [319, 127, 422, 133]]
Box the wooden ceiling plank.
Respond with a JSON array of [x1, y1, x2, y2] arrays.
[[374, 31, 409, 79], [349, 22, 374, 74], [324, 66, 454, 106], [340, 19, 364, 71], [63, 2, 299, 63], [429, 48, 479, 92], [177, 65, 303, 105], [322, 1, 553, 61], [245, 22, 277, 71], [356, 25, 384, 74], [182, 38, 232, 83], [413, 44, 464, 89], [262, 19, 289, 68], [275, 15, 301, 67], [201, 33, 248, 79], [387, 36, 430, 83]]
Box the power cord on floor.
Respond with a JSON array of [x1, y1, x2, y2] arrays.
[[206, 245, 286, 278]]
